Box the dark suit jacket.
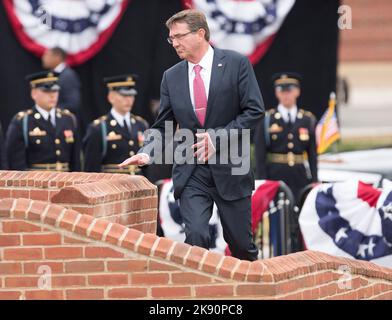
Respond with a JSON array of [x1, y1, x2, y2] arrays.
[[139, 48, 264, 200], [57, 66, 82, 115], [0, 122, 7, 169]]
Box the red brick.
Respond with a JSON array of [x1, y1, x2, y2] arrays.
[[24, 262, 64, 274], [201, 251, 224, 274], [105, 223, 128, 245], [2, 221, 41, 233], [45, 247, 83, 260], [121, 228, 143, 251], [170, 242, 192, 264], [0, 263, 22, 275], [236, 284, 276, 297], [65, 261, 105, 273], [148, 261, 180, 271], [108, 288, 147, 299], [171, 272, 213, 284], [0, 291, 23, 300], [232, 261, 251, 281], [63, 236, 88, 244], [89, 219, 111, 240], [58, 210, 80, 231], [10, 189, 29, 200], [0, 235, 20, 246], [107, 260, 147, 272], [52, 276, 86, 288], [195, 285, 234, 298], [4, 248, 43, 261], [0, 189, 12, 199], [84, 246, 124, 258], [151, 287, 191, 298], [0, 198, 14, 217], [5, 277, 39, 288], [153, 237, 174, 259], [66, 289, 104, 300], [73, 214, 95, 236], [23, 233, 62, 246], [29, 190, 50, 201], [131, 273, 169, 285], [88, 274, 129, 286], [184, 246, 207, 269], [218, 256, 240, 278], [25, 290, 64, 300], [137, 233, 159, 255]]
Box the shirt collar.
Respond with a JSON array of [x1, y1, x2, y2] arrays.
[[35, 104, 56, 121], [277, 104, 297, 122], [54, 62, 66, 73], [188, 45, 214, 74], [110, 108, 130, 127]]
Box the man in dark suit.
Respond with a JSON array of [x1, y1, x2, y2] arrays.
[[83, 75, 149, 174], [254, 72, 318, 202], [6, 71, 81, 172], [0, 122, 7, 169], [119, 10, 264, 261], [42, 47, 81, 116]]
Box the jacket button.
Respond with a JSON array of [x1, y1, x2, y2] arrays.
[[55, 139, 61, 144], [112, 144, 117, 149], [129, 151, 135, 156], [129, 140, 134, 146], [56, 150, 61, 156], [288, 133, 293, 139], [288, 142, 294, 149]]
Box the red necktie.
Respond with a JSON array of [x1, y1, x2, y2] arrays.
[[193, 64, 207, 126]]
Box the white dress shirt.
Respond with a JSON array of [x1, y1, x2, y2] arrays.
[[277, 104, 298, 124], [54, 62, 66, 74], [188, 45, 214, 110], [35, 105, 56, 126], [110, 108, 131, 130]]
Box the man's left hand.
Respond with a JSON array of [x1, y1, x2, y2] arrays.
[[193, 132, 216, 163]]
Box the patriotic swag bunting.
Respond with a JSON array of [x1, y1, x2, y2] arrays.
[[183, 0, 295, 64], [159, 179, 280, 254], [3, 0, 130, 66], [299, 180, 392, 267]]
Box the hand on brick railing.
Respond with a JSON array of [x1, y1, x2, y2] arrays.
[[118, 153, 150, 168]]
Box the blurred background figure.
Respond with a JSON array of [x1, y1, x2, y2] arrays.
[[5, 71, 81, 172], [83, 74, 150, 176], [42, 47, 82, 118], [255, 72, 318, 202]]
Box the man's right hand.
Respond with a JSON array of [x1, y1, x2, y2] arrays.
[[118, 153, 150, 168]]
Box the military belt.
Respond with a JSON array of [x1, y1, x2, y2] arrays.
[[267, 152, 307, 167], [102, 164, 141, 175], [29, 162, 70, 172]]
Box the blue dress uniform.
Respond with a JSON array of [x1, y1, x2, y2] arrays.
[[5, 71, 81, 172], [255, 73, 318, 202], [83, 75, 149, 174]]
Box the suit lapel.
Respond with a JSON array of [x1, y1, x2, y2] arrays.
[[205, 49, 226, 126]]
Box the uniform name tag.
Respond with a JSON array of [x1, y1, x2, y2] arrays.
[[106, 131, 122, 141], [269, 123, 283, 133]]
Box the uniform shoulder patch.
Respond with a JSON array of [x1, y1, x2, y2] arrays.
[[304, 110, 316, 119], [267, 108, 276, 115], [60, 108, 75, 117], [15, 109, 32, 120], [93, 115, 107, 126], [133, 115, 149, 127]]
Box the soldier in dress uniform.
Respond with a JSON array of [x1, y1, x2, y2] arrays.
[[83, 74, 149, 174], [255, 72, 318, 202], [5, 71, 81, 172]]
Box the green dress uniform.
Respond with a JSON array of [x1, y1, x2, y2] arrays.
[[5, 71, 81, 172]]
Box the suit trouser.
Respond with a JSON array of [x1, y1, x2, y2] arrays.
[[179, 165, 258, 261]]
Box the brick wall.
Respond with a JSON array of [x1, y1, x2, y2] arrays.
[[0, 171, 157, 233], [0, 196, 391, 300], [340, 0, 392, 61]]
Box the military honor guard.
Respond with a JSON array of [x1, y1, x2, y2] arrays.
[[5, 71, 81, 172], [255, 72, 318, 202], [83, 75, 149, 174]]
